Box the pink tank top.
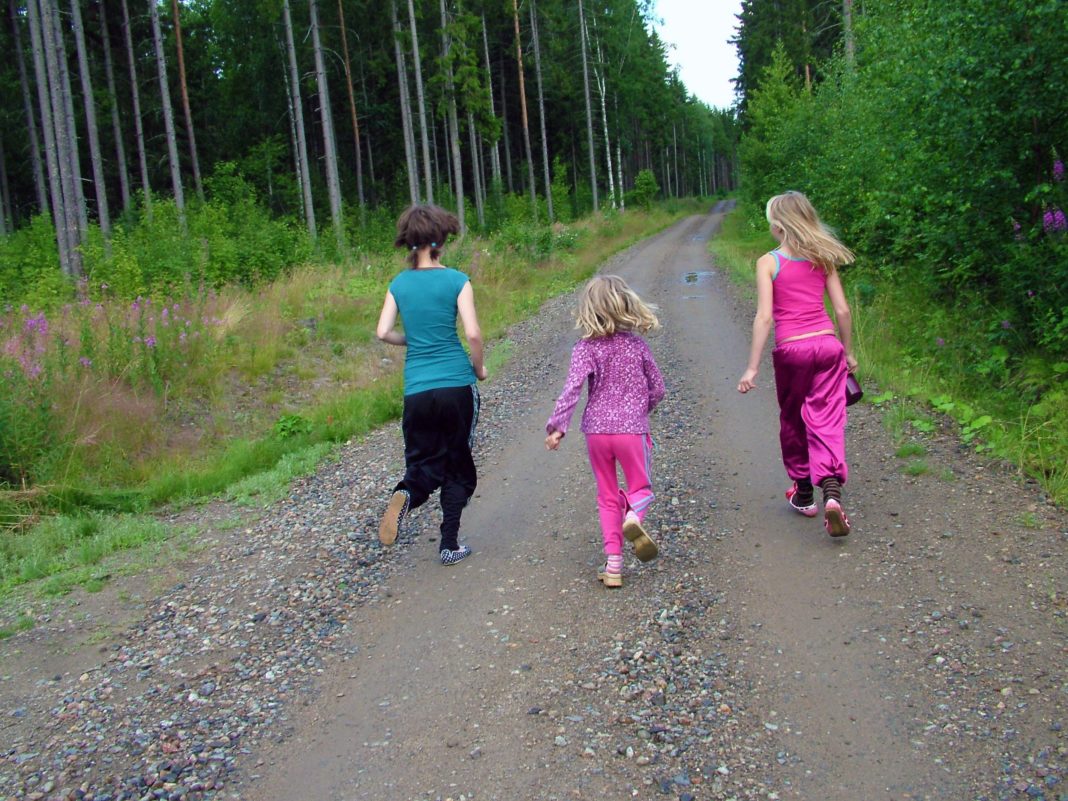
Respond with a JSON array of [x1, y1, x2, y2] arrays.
[[770, 250, 834, 344]]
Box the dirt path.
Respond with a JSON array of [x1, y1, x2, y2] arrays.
[[2, 207, 1066, 801]]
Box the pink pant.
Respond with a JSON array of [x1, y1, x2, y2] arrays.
[[772, 335, 848, 486], [585, 433, 655, 556]]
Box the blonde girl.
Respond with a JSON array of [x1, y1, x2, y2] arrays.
[[737, 191, 857, 536], [546, 275, 665, 588]]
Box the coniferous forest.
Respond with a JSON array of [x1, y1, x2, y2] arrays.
[[0, 0, 738, 295]]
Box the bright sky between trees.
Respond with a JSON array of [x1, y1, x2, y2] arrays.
[[653, 0, 742, 109]]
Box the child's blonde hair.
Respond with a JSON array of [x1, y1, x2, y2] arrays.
[[766, 191, 855, 272], [575, 275, 660, 338]]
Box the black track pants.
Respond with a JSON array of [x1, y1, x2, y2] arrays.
[[397, 384, 479, 550]]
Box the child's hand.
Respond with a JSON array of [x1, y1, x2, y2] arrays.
[[474, 364, 488, 380], [737, 368, 758, 393], [545, 430, 564, 450]]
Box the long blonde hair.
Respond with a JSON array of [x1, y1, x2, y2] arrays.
[[575, 275, 660, 338], [766, 191, 854, 272]]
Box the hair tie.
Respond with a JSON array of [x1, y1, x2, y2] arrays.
[[411, 245, 418, 251], [431, 242, 438, 248]]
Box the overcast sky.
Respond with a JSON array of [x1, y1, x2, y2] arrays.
[[652, 0, 742, 109]]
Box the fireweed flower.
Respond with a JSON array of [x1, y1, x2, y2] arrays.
[[936, 337, 946, 347], [1044, 208, 1067, 233], [1055, 160, 1065, 182], [145, 336, 157, 348]]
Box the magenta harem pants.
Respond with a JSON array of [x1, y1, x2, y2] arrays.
[[771, 334, 849, 486], [585, 433, 655, 556]]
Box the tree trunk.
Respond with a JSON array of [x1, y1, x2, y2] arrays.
[[336, 0, 365, 212], [171, 0, 203, 201], [99, 0, 131, 213], [9, 0, 49, 216], [480, 14, 501, 187], [439, 0, 464, 231], [577, 0, 598, 211], [467, 110, 484, 228], [390, 0, 418, 204], [359, 57, 376, 203], [588, 16, 615, 208], [511, 0, 536, 220], [407, 0, 433, 202], [30, 0, 77, 275], [672, 122, 679, 198], [499, 59, 513, 193], [279, 40, 305, 226], [282, 0, 316, 239], [149, 0, 186, 220], [0, 134, 11, 234], [616, 139, 623, 210], [70, 0, 111, 244], [47, 0, 87, 271], [529, 0, 552, 221], [121, 0, 151, 217], [308, 0, 344, 246]]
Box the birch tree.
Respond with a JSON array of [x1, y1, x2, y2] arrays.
[[69, 0, 111, 241], [282, 0, 315, 238], [171, 0, 203, 201], [336, 0, 365, 212], [577, 0, 598, 211], [99, 0, 131, 213], [439, 0, 464, 231], [149, 0, 186, 219], [309, 0, 344, 245], [390, 0, 419, 204], [407, 0, 432, 201], [510, 0, 536, 219], [121, 0, 151, 216], [529, 0, 552, 221], [9, 0, 48, 215]]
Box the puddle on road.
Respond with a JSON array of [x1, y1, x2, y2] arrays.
[[683, 270, 716, 285]]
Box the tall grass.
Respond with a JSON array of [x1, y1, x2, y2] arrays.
[[710, 202, 1068, 504]]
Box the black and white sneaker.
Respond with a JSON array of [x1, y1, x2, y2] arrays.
[[378, 489, 410, 546], [439, 545, 472, 565]]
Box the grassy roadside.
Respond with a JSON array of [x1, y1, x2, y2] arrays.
[[709, 202, 1068, 506], [0, 201, 706, 615]]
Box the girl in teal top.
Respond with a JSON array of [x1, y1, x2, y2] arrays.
[[375, 204, 487, 565]]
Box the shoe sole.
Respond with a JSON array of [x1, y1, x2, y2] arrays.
[[824, 500, 851, 537], [378, 491, 407, 545], [623, 517, 659, 562], [598, 571, 623, 588]]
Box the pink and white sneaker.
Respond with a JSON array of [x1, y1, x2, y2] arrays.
[[823, 498, 851, 537], [785, 484, 818, 517]]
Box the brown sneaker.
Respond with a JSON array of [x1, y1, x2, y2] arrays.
[[598, 563, 623, 588], [378, 489, 410, 545], [623, 512, 659, 562]]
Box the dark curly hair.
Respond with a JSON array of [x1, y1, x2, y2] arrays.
[[394, 204, 461, 267]]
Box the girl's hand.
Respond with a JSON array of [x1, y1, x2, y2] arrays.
[[474, 364, 488, 381], [545, 430, 564, 450], [737, 368, 758, 394], [846, 353, 858, 373]]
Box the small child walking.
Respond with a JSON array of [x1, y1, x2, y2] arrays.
[[737, 191, 857, 536], [375, 204, 487, 565], [545, 275, 665, 588]]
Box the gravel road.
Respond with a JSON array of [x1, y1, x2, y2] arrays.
[[2, 205, 1066, 801]]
